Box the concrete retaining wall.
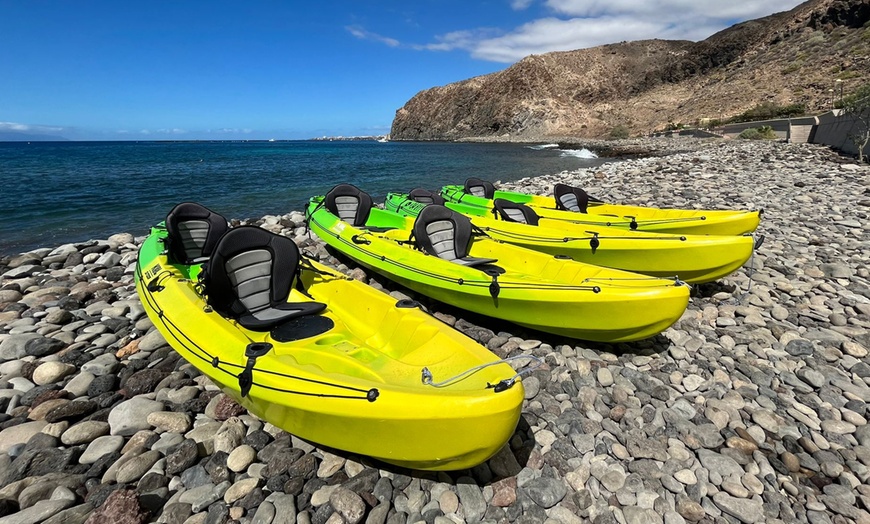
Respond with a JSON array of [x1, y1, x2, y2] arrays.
[[814, 110, 870, 158], [715, 111, 868, 158]]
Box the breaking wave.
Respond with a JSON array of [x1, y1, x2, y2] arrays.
[[559, 148, 598, 159]]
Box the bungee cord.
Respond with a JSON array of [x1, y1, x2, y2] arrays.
[[306, 210, 608, 293], [134, 246, 379, 402]]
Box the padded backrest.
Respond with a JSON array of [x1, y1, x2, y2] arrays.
[[464, 178, 495, 199], [206, 226, 300, 319], [324, 184, 373, 226], [554, 183, 592, 213], [165, 202, 229, 264], [408, 188, 445, 206], [493, 199, 539, 225], [413, 205, 473, 261]]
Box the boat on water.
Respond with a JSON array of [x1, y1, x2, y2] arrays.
[[384, 189, 756, 284], [440, 178, 762, 236], [135, 202, 526, 471], [307, 184, 691, 343]]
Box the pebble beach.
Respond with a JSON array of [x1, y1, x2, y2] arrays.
[[1, 138, 870, 524]]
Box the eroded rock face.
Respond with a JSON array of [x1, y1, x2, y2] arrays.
[[390, 0, 870, 140]]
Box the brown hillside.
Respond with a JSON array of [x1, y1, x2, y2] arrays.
[[390, 0, 870, 140]]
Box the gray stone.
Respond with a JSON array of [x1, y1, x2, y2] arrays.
[[522, 477, 566, 508], [108, 396, 165, 436], [0, 334, 43, 361], [712, 492, 763, 523], [455, 477, 486, 523], [79, 434, 126, 464]]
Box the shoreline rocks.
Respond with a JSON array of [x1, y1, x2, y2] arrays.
[[1, 137, 870, 524]]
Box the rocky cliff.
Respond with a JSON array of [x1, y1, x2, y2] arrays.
[[390, 0, 870, 140]]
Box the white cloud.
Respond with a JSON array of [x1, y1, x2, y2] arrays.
[[424, 0, 805, 62], [412, 29, 502, 52], [210, 128, 254, 134], [511, 0, 535, 10], [346, 25, 400, 47], [343, 1, 804, 63], [544, 0, 798, 21], [0, 121, 64, 133]]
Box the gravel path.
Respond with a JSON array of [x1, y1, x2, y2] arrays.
[[1, 138, 869, 524]]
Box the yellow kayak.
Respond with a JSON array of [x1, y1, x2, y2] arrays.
[[386, 190, 756, 284], [442, 179, 762, 235], [136, 203, 525, 471], [308, 185, 691, 343]]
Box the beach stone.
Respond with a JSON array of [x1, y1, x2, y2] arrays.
[[164, 439, 199, 477], [226, 444, 257, 473], [676, 497, 705, 522], [490, 477, 516, 507], [23, 337, 66, 359], [455, 478, 486, 523], [0, 499, 74, 524], [522, 477, 566, 508], [329, 487, 365, 524], [597, 368, 614, 387], [60, 420, 110, 445], [147, 411, 192, 434], [108, 396, 165, 436], [213, 418, 245, 454], [79, 435, 126, 464], [137, 329, 168, 352], [751, 409, 781, 434], [87, 488, 148, 524], [211, 395, 246, 421], [712, 492, 763, 523], [0, 334, 44, 361], [122, 369, 169, 396], [116, 449, 162, 483], [0, 420, 47, 454], [81, 353, 120, 376], [224, 478, 260, 504], [785, 339, 814, 357]]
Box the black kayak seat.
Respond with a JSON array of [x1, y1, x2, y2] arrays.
[[324, 184, 374, 227], [205, 226, 326, 331], [464, 178, 495, 199], [408, 188, 446, 206], [165, 202, 229, 264], [554, 183, 602, 213], [413, 205, 497, 267], [493, 199, 540, 226]]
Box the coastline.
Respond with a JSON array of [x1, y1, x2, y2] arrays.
[[2, 138, 870, 523]]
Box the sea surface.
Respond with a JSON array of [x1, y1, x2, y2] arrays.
[[0, 140, 607, 255]]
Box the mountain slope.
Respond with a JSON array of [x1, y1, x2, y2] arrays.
[[390, 0, 870, 140]]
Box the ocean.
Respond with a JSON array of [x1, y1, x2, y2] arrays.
[[0, 140, 607, 256]]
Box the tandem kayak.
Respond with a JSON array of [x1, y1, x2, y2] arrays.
[[384, 189, 756, 284], [441, 179, 762, 235], [135, 203, 526, 471], [307, 185, 690, 343]]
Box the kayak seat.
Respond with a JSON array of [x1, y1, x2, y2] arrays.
[[554, 183, 601, 213], [324, 184, 373, 227], [408, 188, 446, 206], [413, 205, 498, 267], [464, 178, 495, 199], [493, 199, 540, 226], [165, 202, 229, 264], [206, 226, 326, 331]]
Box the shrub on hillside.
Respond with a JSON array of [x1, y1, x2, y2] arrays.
[[729, 103, 807, 124], [738, 126, 777, 140], [609, 125, 630, 140]]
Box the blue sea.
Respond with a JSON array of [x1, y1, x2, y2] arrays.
[[0, 140, 607, 255]]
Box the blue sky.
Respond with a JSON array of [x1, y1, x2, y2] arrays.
[[1, 0, 804, 141]]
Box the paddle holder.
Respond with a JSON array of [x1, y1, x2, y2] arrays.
[[238, 342, 273, 398]]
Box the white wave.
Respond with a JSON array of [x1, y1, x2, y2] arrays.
[[527, 143, 560, 150], [559, 148, 598, 159]]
